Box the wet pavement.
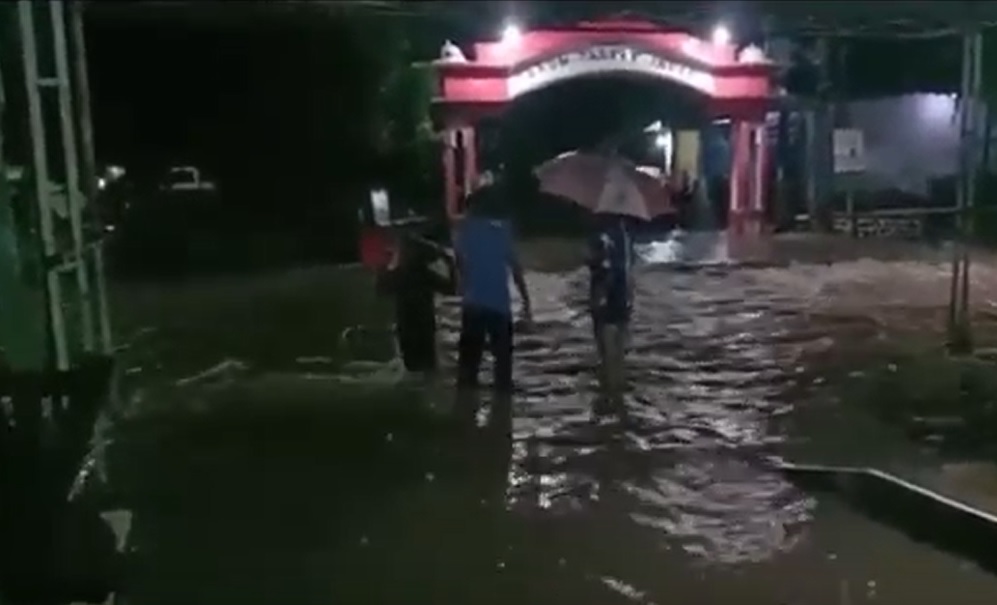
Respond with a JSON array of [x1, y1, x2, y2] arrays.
[[101, 232, 997, 604]]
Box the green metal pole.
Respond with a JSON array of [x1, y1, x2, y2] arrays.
[[0, 10, 49, 371], [947, 28, 983, 354], [70, 0, 113, 354]]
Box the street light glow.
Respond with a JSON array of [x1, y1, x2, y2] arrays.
[[501, 23, 522, 45], [712, 24, 731, 46], [654, 134, 669, 148]]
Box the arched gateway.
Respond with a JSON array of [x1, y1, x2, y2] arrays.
[[424, 18, 779, 231]]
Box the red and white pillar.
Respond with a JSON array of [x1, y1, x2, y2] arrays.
[[727, 119, 769, 235], [750, 120, 769, 230], [727, 120, 751, 231], [441, 126, 478, 221]]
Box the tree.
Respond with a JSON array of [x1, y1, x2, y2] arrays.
[[344, 15, 438, 207]]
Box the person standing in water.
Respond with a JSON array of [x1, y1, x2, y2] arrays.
[[382, 225, 455, 375], [454, 170, 533, 393], [587, 211, 635, 403]]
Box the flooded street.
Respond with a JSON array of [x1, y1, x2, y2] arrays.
[[104, 233, 997, 604]]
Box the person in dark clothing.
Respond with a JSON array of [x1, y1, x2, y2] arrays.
[[672, 170, 695, 230], [454, 171, 533, 392], [383, 230, 454, 374], [587, 212, 635, 401]]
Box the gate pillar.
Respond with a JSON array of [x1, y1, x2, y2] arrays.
[[440, 125, 479, 221], [728, 119, 770, 235]]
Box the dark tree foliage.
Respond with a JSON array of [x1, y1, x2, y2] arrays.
[[839, 37, 962, 98], [77, 7, 438, 268], [83, 8, 434, 201]]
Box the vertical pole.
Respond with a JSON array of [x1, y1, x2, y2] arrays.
[[69, 0, 96, 199], [967, 29, 983, 241], [19, 0, 70, 371], [804, 108, 818, 228], [727, 121, 740, 231], [961, 30, 983, 326], [50, 0, 94, 353], [462, 127, 477, 197], [69, 0, 112, 353], [948, 32, 970, 350], [773, 106, 790, 229], [807, 37, 832, 231], [948, 28, 982, 353], [442, 128, 459, 221], [846, 189, 857, 238], [982, 103, 992, 174], [751, 121, 768, 232], [728, 120, 750, 233]]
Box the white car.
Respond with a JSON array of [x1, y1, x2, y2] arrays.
[[159, 166, 216, 193]]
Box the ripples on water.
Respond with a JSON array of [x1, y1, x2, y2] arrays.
[[424, 237, 997, 603], [438, 260, 814, 566], [113, 242, 997, 604]]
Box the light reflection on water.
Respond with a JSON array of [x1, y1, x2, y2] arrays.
[[437, 252, 812, 567], [111, 238, 997, 604], [429, 240, 997, 603]]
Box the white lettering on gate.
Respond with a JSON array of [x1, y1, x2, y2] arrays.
[[506, 45, 716, 98]]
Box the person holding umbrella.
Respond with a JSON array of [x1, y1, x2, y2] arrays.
[[588, 163, 642, 402], [535, 153, 655, 403]]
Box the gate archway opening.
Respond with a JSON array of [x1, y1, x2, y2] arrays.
[[423, 17, 779, 233], [496, 72, 723, 232]]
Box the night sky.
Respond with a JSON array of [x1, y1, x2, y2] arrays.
[[84, 11, 392, 204], [38, 3, 962, 242], [81, 8, 687, 189]]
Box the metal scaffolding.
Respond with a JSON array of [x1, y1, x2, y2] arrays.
[[1, 0, 111, 373]]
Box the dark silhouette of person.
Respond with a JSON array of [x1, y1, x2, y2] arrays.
[[382, 228, 454, 374]]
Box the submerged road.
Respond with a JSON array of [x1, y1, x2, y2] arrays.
[[104, 232, 997, 604]]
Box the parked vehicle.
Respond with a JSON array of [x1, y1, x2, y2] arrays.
[[158, 166, 217, 193]]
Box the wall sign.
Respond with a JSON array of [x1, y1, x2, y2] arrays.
[[833, 128, 865, 173], [507, 45, 716, 98]]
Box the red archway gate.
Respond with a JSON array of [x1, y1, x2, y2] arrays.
[[425, 18, 779, 231]]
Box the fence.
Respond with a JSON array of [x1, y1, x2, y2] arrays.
[[0, 354, 119, 604]]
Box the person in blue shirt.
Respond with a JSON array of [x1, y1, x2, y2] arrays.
[[454, 171, 533, 393], [587, 212, 635, 399]]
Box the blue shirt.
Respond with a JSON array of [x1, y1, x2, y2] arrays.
[[588, 218, 634, 323], [456, 215, 515, 315]]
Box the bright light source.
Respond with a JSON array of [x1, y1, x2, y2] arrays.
[[917, 93, 956, 126], [712, 24, 731, 46], [501, 23, 522, 45], [644, 120, 663, 133], [654, 130, 674, 175]]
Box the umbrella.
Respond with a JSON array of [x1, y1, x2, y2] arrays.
[[534, 151, 670, 221]]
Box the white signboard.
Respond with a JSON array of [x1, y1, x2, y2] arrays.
[[369, 188, 391, 226], [507, 45, 716, 98], [833, 128, 865, 173]]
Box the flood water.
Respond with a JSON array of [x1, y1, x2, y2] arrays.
[[103, 232, 997, 604]]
